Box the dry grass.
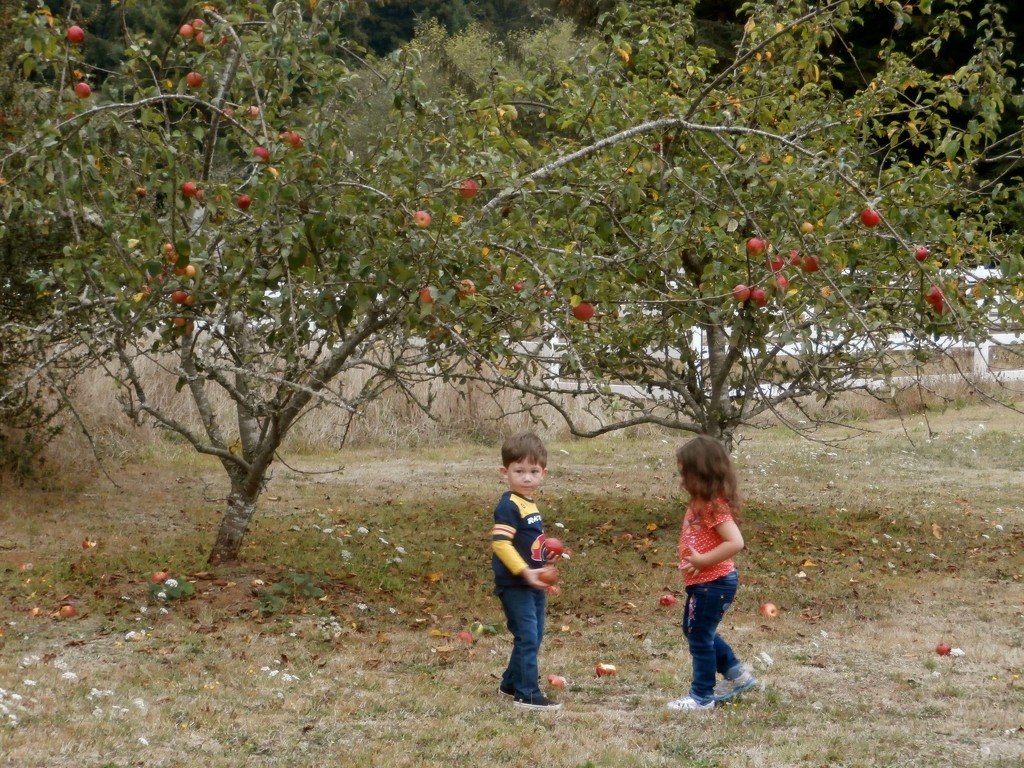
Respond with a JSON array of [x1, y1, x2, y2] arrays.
[[1, 402, 1023, 767]]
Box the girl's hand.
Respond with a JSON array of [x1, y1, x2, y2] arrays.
[[680, 546, 707, 571]]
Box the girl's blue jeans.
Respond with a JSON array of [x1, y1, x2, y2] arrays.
[[496, 585, 546, 699], [683, 570, 742, 704]]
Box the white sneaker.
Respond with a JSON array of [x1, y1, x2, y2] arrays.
[[713, 669, 757, 702], [666, 695, 715, 711]]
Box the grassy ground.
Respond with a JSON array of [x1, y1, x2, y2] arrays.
[[1, 403, 1023, 767]]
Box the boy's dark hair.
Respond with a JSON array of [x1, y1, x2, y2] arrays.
[[676, 435, 741, 522], [501, 431, 548, 468]]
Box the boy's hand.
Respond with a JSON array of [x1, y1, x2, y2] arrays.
[[544, 550, 560, 565], [521, 568, 547, 590]]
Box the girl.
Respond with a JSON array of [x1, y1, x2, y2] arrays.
[[667, 435, 757, 711]]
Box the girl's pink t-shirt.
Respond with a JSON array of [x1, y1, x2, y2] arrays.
[[678, 497, 737, 586]]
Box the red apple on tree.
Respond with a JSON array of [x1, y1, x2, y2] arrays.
[[170, 290, 189, 305], [732, 284, 751, 303], [66, 25, 85, 44], [413, 210, 432, 228], [181, 181, 198, 198], [802, 254, 820, 273], [759, 601, 779, 618], [74, 82, 91, 99], [237, 194, 252, 210], [750, 287, 767, 307], [185, 71, 203, 88], [860, 208, 881, 227], [767, 252, 784, 272], [773, 274, 790, 291], [800, 221, 815, 234], [914, 246, 930, 262], [458, 178, 479, 198], [253, 146, 270, 162], [419, 287, 435, 304], [788, 249, 802, 266], [457, 278, 476, 298], [746, 236, 766, 256], [179, 23, 195, 39], [572, 302, 595, 321]]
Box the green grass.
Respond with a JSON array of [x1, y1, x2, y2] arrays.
[[1, 404, 1023, 767]]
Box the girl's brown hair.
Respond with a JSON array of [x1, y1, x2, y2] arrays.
[[676, 435, 742, 524]]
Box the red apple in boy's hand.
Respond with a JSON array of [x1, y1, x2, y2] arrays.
[[545, 537, 564, 557], [759, 601, 779, 618], [537, 566, 559, 585], [935, 642, 952, 656], [595, 663, 617, 677], [659, 594, 678, 607], [545, 584, 561, 597]]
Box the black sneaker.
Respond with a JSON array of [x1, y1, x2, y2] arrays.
[[497, 685, 515, 701], [513, 694, 562, 712]]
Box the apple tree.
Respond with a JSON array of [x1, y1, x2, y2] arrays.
[[4, 1, 500, 563], [418, 0, 1024, 445]]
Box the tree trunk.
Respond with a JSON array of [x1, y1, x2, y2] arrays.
[[208, 488, 259, 565]]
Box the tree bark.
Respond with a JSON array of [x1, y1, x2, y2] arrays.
[[208, 486, 259, 565]]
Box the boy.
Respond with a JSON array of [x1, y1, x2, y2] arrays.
[[491, 431, 561, 711]]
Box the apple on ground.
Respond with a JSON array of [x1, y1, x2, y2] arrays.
[[860, 208, 881, 227], [759, 601, 779, 618], [456, 631, 474, 644], [74, 82, 91, 99], [66, 25, 85, 44], [150, 571, 170, 583], [659, 593, 677, 607], [58, 604, 77, 619], [595, 663, 618, 677], [572, 302, 595, 321], [732, 284, 751, 303], [545, 537, 564, 557], [547, 674, 567, 689], [935, 642, 952, 656]]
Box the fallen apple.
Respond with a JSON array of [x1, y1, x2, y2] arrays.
[[545, 537, 564, 557], [659, 594, 677, 607], [759, 601, 779, 618], [456, 631, 474, 644], [595, 663, 617, 677], [547, 674, 566, 689], [58, 604, 77, 619], [150, 571, 170, 583], [935, 642, 952, 656]]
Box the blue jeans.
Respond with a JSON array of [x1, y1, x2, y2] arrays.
[[683, 571, 742, 704], [496, 585, 546, 699]]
